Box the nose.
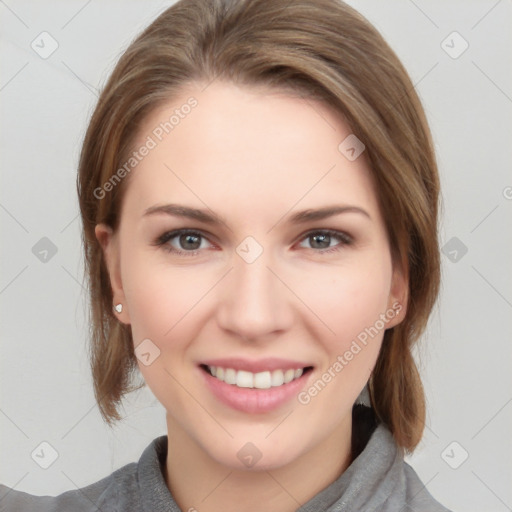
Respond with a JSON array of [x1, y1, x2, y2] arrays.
[[216, 246, 294, 342]]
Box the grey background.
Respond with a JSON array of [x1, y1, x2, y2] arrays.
[[1, 1, 511, 511]]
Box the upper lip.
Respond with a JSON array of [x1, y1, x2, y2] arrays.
[[200, 358, 313, 373]]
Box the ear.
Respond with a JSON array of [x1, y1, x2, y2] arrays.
[[95, 223, 131, 325], [385, 257, 409, 329]]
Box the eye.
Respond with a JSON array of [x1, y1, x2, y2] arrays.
[[153, 229, 214, 256], [153, 228, 352, 257], [297, 229, 352, 254]]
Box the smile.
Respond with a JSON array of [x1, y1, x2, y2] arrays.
[[203, 365, 309, 389], [199, 360, 314, 414]]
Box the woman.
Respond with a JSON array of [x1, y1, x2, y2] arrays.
[[0, 0, 453, 510]]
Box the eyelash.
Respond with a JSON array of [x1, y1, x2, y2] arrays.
[[153, 228, 353, 257]]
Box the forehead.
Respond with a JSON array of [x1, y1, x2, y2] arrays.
[[121, 80, 380, 224]]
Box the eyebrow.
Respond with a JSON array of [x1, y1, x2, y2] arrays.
[[142, 203, 371, 225]]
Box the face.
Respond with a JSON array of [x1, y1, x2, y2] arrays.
[[96, 80, 407, 471]]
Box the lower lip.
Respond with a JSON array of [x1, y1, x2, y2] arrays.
[[200, 367, 312, 414]]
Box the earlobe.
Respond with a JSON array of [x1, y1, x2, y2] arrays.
[[94, 223, 130, 324]]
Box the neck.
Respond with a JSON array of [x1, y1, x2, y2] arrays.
[[164, 414, 353, 512]]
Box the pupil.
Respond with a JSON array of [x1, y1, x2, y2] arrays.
[[181, 233, 200, 250], [312, 233, 329, 249]]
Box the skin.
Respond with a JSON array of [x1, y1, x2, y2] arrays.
[[96, 80, 408, 512]]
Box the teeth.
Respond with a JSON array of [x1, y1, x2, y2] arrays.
[[225, 368, 237, 385], [253, 371, 271, 389], [236, 370, 253, 388], [283, 369, 295, 384], [207, 366, 306, 389], [271, 370, 284, 387]]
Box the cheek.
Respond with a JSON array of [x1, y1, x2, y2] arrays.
[[121, 248, 208, 343], [120, 252, 205, 404], [289, 260, 392, 440], [298, 256, 392, 347]]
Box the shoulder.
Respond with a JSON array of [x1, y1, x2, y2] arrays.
[[0, 435, 169, 512], [0, 461, 138, 512], [400, 461, 454, 512]]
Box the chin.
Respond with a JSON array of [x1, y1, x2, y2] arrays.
[[203, 434, 306, 472]]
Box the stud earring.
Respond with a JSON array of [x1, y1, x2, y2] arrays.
[[114, 303, 123, 314]]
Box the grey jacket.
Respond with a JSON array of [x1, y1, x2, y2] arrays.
[[0, 411, 452, 511]]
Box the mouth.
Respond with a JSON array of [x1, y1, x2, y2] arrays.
[[198, 359, 314, 414], [200, 364, 314, 389]]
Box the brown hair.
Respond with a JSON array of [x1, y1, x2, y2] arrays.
[[77, 0, 440, 454]]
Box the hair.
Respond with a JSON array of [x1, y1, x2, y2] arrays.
[[77, 0, 440, 455]]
